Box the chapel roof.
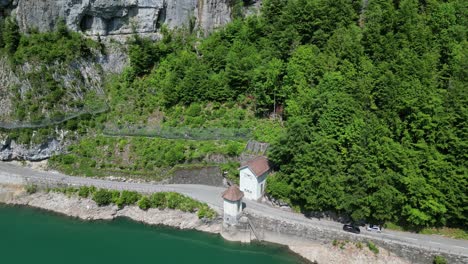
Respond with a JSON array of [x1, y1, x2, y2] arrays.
[[240, 156, 271, 177]]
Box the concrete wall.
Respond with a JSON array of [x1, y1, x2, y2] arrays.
[[244, 211, 468, 264], [223, 199, 241, 225], [169, 166, 222, 186]]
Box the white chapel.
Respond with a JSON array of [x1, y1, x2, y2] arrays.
[[239, 156, 271, 201]]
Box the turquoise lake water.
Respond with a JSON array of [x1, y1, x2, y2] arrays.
[[0, 205, 306, 264]]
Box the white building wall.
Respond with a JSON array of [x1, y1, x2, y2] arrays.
[[240, 168, 269, 200], [256, 173, 267, 200], [223, 199, 241, 224], [240, 168, 258, 200]]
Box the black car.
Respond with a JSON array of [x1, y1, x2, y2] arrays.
[[343, 224, 360, 234]]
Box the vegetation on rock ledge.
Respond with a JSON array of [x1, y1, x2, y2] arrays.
[[50, 186, 217, 220]]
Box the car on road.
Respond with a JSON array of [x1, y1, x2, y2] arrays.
[[343, 224, 360, 234], [366, 225, 382, 233]]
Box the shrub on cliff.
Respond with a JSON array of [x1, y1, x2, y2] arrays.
[[52, 185, 217, 219], [146, 192, 216, 219], [197, 205, 216, 220], [138, 196, 151, 210], [25, 184, 37, 194], [366, 241, 379, 254], [116, 190, 141, 208], [13, 20, 98, 64], [110, 190, 121, 205], [150, 192, 167, 209], [166, 192, 184, 209], [2, 17, 20, 55], [78, 186, 91, 198], [92, 189, 113, 206], [433, 256, 447, 264], [178, 196, 200, 213]]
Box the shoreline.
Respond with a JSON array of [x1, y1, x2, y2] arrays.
[[0, 184, 410, 264], [0, 185, 222, 234]]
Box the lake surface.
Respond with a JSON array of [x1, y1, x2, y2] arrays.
[[0, 205, 305, 264]]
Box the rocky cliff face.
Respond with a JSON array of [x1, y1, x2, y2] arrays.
[[0, 0, 260, 161], [0, 57, 15, 120], [0, 135, 67, 161], [4, 0, 258, 40], [0, 52, 102, 161]]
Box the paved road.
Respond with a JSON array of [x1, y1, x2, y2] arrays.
[[1, 162, 467, 256]]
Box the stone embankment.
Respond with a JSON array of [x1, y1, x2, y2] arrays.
[[244, 211, 468, 264], [221, 216, 410, 264]]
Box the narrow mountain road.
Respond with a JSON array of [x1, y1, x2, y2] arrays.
[[1, 162, 467, 257]]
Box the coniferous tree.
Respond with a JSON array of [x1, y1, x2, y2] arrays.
[[3, 17, 19, 54]]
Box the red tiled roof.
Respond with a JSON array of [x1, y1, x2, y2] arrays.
[[222, 185, 244, 201], [240, 156, 270, 177]]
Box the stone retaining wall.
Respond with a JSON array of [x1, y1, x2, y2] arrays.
[[245, 212, 468, 264], [169, 166, 222, 186]]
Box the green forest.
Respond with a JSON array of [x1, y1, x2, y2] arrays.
[[123, 0, 467, 229], [1, 0, 467, 230]]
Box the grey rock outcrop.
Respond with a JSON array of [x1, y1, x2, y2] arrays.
[[0, 0, 262, 162], [8, 0, 259, 40], [194, 0, 231, 34], [0, 137, 66, 161], [0, 56, 105, 122], [0, 57, 15, 119]]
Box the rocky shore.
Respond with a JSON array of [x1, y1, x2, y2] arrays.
[[0, 183, 410, 264], [0, 184, 221, 234]]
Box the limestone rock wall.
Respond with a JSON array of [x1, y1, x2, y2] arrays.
[[0, 0, 262, 162], [5, 0, 259, 39], [0, 136, 68, 161], [0, 57, 16, 119]]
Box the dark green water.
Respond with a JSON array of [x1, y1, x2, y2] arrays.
[[0, 205, 305, 264]]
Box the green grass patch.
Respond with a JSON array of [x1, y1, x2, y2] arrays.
[[220, 161, 241, 184], [49, 134, 245, 180], [420, 228, 468, 240], [385, 222, 468, 240], [104, 77, 284, 143], [366, 241, 379, 254]]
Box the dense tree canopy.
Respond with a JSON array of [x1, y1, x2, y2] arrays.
[[265, 0, 467, 229], [121, 0, 468, 229]]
